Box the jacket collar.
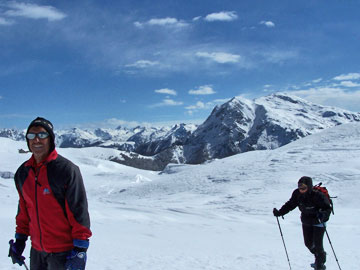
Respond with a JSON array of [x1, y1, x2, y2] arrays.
[[25, 149, 58, 168]]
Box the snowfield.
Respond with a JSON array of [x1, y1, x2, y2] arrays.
[[1, 123, 359, 269]]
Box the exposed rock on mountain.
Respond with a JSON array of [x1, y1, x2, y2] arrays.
[[182, 93, 360, 164], [1, 93, 359, 170]]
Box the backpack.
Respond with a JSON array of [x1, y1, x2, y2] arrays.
[[313, 182, 335, 214]]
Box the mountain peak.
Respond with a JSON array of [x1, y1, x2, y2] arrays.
[[1, 93, 359, 170]]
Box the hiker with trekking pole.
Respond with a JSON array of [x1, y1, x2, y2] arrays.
[[273, 176, 333, 270], [8, 117, 92, 270]]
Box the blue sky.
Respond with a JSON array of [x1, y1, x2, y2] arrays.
[[1, 0, 360, 129]]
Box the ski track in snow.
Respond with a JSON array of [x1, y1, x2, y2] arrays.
[[1, 123, 359, 269]]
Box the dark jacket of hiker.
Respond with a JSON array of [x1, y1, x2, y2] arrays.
[[276, 177, 331, 225]]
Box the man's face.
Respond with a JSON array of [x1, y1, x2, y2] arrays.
[[27, 126, 50, 162], [298, 183, 308, 194]]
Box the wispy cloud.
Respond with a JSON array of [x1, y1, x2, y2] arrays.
[[333, 72, 360, 81], [185, 101, 206, 110], [330, 72, 360, 88], [125, 60, 160, 69], [185, 98, 229, 115], [204, 11, 238, 22], [150, 98, 183, 108], [312, 78, 323, 84], [259, 21, 275, 28], [189, 85, 216, 95], [283, 72, 360, 112], [69, 118, 150, 129], [0, 16, 14, 25], [289, 87, 360, 111], [338, 81, 360, 87], [155, 88, 177, 96], [196, 52, 241, 64], [260, 49, 298, 64], [134, 17, 188, 28], [4, 2, 67, 21], [185, 101, 214, 116]]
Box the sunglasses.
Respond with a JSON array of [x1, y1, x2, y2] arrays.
[[26, 132, 50, 140]]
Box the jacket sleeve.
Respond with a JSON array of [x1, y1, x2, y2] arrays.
[[278, 189, 299, 216], [314, 191, 332, 221], [14, 168, 30, 236], [64, 164, 92, 241]]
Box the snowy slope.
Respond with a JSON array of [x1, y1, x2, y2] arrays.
[[0, 123, 359, 270]]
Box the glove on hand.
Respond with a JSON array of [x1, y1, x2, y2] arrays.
[[273, 208, 281, 217], [8, 239, 26, 266], [65, 248, 87, 270], [317, 210, 328, 222]]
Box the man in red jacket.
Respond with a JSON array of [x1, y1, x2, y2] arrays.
[[8, 117, 92, 270]]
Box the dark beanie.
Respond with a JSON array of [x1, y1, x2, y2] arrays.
[[26, 117, 55, 152], [298, 176, 313, 189]]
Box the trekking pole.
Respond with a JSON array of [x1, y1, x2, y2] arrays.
[[276, 216, 292, 270], [319, 219, 342, 270], [23, 261, 29, 270]]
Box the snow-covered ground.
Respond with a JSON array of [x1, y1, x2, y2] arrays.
[[1, 123, 359, 270]]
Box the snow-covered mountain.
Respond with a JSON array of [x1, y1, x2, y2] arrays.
[[56, 126, 137, 149], [131, 123, 197, 155], [1, 123, 359, 269], [1, 93, 359, 170], [0, 128, 25, 141], [182, 93, 360, 163]]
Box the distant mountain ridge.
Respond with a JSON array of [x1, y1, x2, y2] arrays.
[[182, 93, 360, 164], [1, 93, 359, 170]]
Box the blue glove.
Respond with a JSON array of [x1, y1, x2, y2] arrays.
[[65, 248, 87, 270], [8, 238, 26, 266]]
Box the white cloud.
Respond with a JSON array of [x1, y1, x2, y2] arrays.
[[185, 98, 229, 115], [260, 21, 275, 28], [134, 21, 143, 28], [125, 60, 160, 69], [339, 81, 360, 87], [261, 49, 298, 64], [185, 101, 206, 110], [5, 2, 66, 21], [185, 101, 211, 116], [163, 99, 183, 106], [0, 17, 14, 25], [192, 16, 202, 21], [196, 52, 241, 64], [312, 78, 323, 83], [189, 85, 216, 95], [134, 17, 188, 28], [204, 11, 238, 22], [289, 87, 360, 112], [150, 98, 183, 108], [70, 118, 150, 129], [155, 88, 177, 96], [333, 72, 360, 81], [103, 118, 140, 128]]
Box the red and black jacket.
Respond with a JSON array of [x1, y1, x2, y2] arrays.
[[14, 149, 92, 253]]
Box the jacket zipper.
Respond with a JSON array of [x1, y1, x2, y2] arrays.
[[34, 169, 44, 251]]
